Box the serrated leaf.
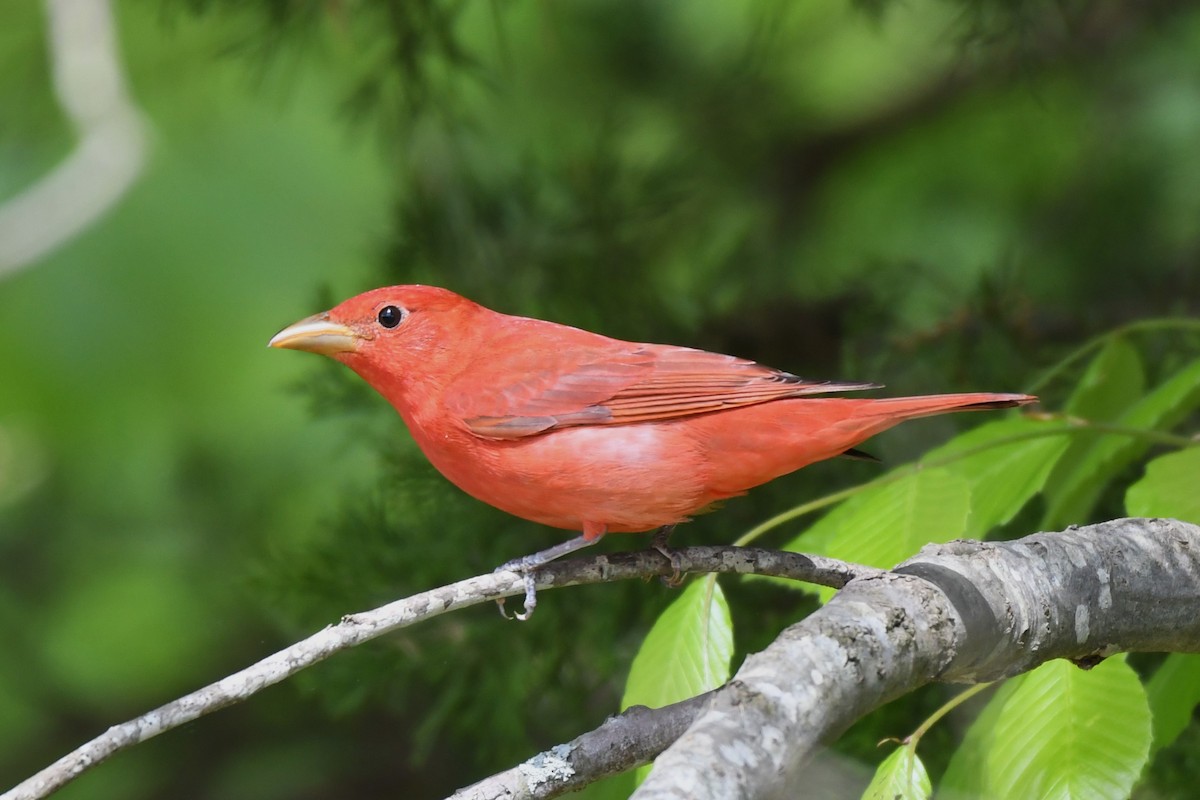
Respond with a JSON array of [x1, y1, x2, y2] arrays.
[[621, 578, 733, 712], [925, 417, 1072, 536], [780, 486, 871, 558], [787, 468, 971, 602], [752, 485, 872, 594], [1125, 448, 1200, 524], [1043, 358, 1200, 528], [1146, 653, 1200, 755], [948, 658, 1151, 800], [771, 417, 1064, 598], [864, 746, 930, 800], [823, 468, 971, 571]]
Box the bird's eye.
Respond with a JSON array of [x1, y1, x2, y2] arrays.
[[377, 305, 405, 329]]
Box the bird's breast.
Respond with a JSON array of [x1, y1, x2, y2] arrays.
[[406, 417, 711, 533]]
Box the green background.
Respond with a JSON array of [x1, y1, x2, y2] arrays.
[[1, 1, 1198, 797]]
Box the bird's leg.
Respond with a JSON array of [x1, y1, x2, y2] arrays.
[[651, 524, 684, 587], [495, 526, 605, 620]]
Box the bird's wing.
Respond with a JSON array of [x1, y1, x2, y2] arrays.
[[450, 335, 878, 440]]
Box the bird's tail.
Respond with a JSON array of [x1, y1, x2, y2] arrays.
[[689, 391, 1037, 500], [861, 392, 1037, 420]]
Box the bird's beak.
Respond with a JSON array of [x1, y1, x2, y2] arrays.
[[268, 312, 361, 356]]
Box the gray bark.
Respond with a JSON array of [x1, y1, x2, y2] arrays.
[[1, 546, 872, 800], [634, 518, 1200, 800]]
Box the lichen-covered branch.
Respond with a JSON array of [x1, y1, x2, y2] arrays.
[[451, 693, 715, 800]]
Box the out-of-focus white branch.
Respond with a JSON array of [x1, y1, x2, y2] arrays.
[[0, 0, 149, 277]]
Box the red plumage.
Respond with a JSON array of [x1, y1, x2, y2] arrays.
[[271, 285, 1035, 541]]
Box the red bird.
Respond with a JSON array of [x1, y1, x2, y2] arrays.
[[270, 285, 1034, 614]]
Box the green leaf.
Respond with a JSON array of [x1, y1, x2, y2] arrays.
[[1064, 337, 1147, 420], [751, 484, 872, 594], [622, 578, 734, 785], [771, 417, 1065, 598], [1042, 358, 1200, 528], [946, 658, 1151, 800], [621, 578, 734, 712], [779, 485, 871, 559], [786, 468, 971, 602], [941, 682, 1015, 799], [925, 417, 1071, 536], [1125, 448, 1200, 524], [1146, 653, 1200, 755], [822, 468, 971, 571], [572, 770, 637, 800], [864, 746, 930, 800], [1041, 338, 1145, 527]]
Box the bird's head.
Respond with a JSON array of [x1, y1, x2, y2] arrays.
[[269, 285, 484, 399]]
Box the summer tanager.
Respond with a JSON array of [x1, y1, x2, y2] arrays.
[[270, 285, 1035, 614]]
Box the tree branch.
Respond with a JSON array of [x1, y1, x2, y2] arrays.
[[0, 0, 149, 277], [633, 518, 1200, 799], [449, 518, 1200, 800], [451, 693, 716, 800], [1, 546, 871, 800], [16, 519, 1198, 800]]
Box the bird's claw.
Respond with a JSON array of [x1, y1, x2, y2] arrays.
[[496, 598, 514, 620], [495, 557, 540, 621], [652, 525, 684, 587], [491, 533, 598, 621], [654, 543, 684, 587], [515, 572, 537, 620]]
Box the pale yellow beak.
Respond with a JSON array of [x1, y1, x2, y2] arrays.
[[268, 312, 361, 356]]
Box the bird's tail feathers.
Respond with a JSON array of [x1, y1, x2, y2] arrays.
[[868, 392, 1036, 420]]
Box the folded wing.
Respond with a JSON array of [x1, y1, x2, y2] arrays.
[[451, 336, 878, 440]]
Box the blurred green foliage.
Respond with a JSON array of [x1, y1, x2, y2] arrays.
[[1, 0, 1198, 798]]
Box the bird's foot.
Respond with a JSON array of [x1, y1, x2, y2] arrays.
[[651, 525, 684, 587], [494, 533, 600, 620], [494, 556, 542, 621]]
